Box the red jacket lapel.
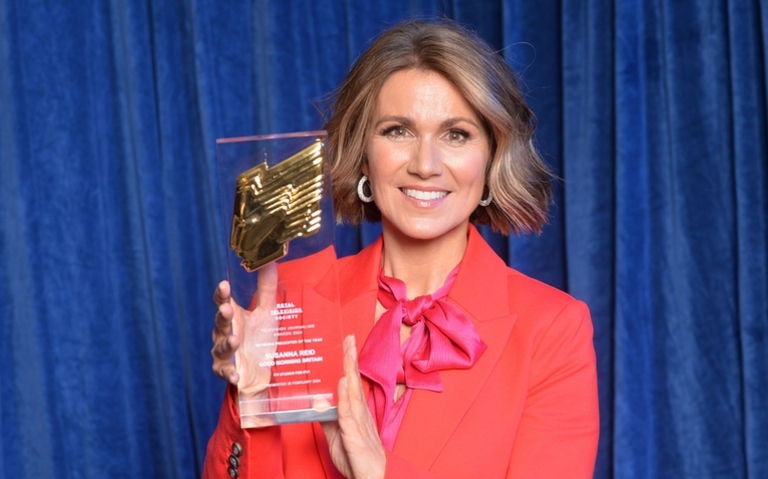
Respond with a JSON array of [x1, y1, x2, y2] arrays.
[[391, 226, 517, 467], [316, 226, 518, 473]]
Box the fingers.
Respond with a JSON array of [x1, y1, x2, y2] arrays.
[[334, 335, 356, 422], [342, 335, 365, 406], [211, 328, 239, 359], [211, 329, 240, 384], [214, 301, 234, 336], [213, 280, 231, 306], [319, 420, 346, 476], [212, 297, 238, 359], [320, 419, 340, 444], [211, 305, 240, 384], [213, 280, 243, 349], [213, 280, 236, 347], [256, 262, 278, 310], [212, 280, 240, 384], [212, 358, 239, 385], [210, 270, 278, 387], [331, 334, 387, 478]]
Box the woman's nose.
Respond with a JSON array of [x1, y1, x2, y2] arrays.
[[407, 139, 443, 178]]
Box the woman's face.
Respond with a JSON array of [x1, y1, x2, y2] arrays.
[[364, 68, 490, 242]]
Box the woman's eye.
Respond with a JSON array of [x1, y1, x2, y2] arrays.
[[382, 125, 407, 138], [447, 129, 470, 142]]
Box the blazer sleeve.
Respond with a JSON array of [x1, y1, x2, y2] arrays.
[[202, 385, 285, 479], [505, 299, 600, 478]]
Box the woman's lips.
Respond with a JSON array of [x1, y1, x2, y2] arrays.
[[400, 188, 448, 201]]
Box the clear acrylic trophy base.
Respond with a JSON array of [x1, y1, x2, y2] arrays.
[[216, 131, 344, 429]]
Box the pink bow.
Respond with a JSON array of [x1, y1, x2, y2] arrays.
[[358, 266, 487, 449]]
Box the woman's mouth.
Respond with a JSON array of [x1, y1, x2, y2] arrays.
[[400, 188, 448, 201]]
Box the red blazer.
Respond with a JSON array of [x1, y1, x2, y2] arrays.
[[203, 226, 599, 478]]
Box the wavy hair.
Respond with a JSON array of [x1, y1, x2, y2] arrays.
[[325, 19, 552, 235]]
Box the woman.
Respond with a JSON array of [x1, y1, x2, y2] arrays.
[[205, 19, 599, 479]]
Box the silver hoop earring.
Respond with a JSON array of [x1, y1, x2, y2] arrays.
[[357, 175, 373, 203], [479, 190, 493, 207]]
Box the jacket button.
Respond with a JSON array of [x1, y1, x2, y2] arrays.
[[228, 465, 239, 478], [229, 454, 241, 468], [232, 442, 243, 457]]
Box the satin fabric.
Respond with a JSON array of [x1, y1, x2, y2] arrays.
[[359, 266, 487, 449]]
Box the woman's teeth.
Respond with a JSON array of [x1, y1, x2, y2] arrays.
[[401, 188, 447, 201]]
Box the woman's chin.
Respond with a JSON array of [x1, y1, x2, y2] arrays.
[[383, 218, 469, 244]]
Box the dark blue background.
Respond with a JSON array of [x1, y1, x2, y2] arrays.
[[1, 1, 766, 478]]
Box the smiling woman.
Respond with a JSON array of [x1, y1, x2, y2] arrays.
[[327, 19, 552, 237], [364, 69, 490, 254], [205, 18, 599, 479]]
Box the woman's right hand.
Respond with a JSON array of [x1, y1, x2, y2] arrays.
[[211, 263, 279, 396]]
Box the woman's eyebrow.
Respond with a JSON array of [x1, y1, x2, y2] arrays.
[[373, 115, 414, 128], [373, 116, 481, 130], [440, 117, 481, 129]]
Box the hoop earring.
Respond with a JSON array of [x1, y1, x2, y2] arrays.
[[357, 175, 373, 203], [479, 190, 493, 207]]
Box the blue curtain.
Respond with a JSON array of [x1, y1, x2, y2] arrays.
[[1, 1, 766, 478]]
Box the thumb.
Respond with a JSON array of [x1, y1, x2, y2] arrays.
[[256, 262, 278, 309]]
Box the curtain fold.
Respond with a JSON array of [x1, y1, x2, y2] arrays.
[[728, 2, 768, 478], [561, 1, 616, 477], [1, 1, 766, 478], [611, 2, 761, 477]]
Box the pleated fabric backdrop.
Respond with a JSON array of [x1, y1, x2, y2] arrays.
[[0, 1, 766, 478]]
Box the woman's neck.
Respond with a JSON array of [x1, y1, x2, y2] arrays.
[[380, 221, 470, 298]]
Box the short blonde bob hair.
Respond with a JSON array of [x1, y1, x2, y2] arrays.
[[326, 19, 552, 235]]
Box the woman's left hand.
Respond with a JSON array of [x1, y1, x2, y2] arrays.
[[321, 335, 386, 479]]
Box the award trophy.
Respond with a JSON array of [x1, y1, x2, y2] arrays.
[[216, 131, 343, 428]]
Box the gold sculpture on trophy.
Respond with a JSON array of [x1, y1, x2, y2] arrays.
[[230, 140, 325, 271]]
